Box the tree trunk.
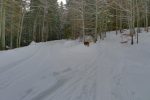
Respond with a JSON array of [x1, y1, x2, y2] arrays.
[[145, 1, 148, 32], [95, 0, 98, 40], [18, 12, 25, 47], [1, 0, 6, 49], [81, 0, 85, 42], [42, 7, 46, 42]]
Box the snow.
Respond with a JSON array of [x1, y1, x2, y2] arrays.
[[0, 31, 150, 100], [58, 0, 66, 4]]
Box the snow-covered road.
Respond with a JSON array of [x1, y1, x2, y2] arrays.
[[0, 32, 150, 100]]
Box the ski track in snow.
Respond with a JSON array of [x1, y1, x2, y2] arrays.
[[0, 32, 150, 100]]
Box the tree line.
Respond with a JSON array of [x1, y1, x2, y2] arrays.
[[0, 0, 62, 50], [66, 0, 150, 44], [0, 0, 150, 50]]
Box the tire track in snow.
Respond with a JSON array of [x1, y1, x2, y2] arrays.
[[30, 62, 96, 100], [30, 45, 102, 100], [17, 42, 83, 100], [54, 45, 102, 100], [95, 42, 120, 100]]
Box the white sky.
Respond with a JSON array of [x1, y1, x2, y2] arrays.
[[58, 0, 66, 4]]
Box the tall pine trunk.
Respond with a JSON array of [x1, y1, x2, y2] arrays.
[[1, 0, 6, 49]]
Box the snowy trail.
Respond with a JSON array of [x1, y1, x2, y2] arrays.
[[28, 44, 101, 100], [0, 40, 102, 100], [0, 32, 150, 100]]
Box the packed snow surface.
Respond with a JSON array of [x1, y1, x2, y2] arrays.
[[0, 31, 150, 100]]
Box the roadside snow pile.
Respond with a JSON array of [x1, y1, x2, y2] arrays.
[[30, 41, 36, 45], [0, 31, 150, 100]]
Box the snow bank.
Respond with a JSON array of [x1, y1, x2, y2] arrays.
[[30, 41, 36, 45]]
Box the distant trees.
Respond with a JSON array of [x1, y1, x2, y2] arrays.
[[66, 0, 114, 40], [66, 0, 150, 44], [29, 0, 61, 41], [0, 0, 62, 50], [112, 0, 150, 44], [0, 0, 32, 49]]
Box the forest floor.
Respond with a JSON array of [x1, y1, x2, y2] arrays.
[[0, 31, 150, 100]]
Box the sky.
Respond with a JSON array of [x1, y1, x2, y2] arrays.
[[58, 0, 66, 4]]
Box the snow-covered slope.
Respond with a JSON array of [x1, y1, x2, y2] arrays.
[[0, 32, 150, 100]]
